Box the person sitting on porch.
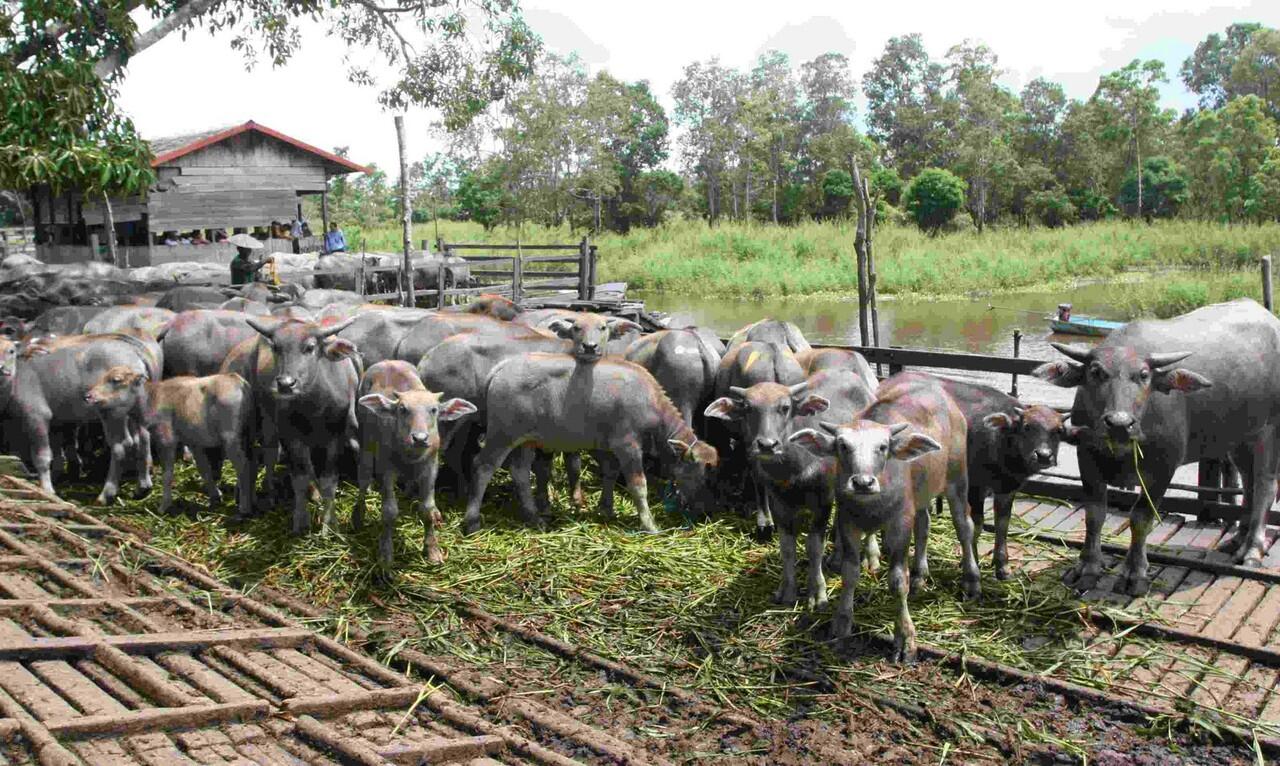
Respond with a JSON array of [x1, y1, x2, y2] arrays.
[[324, 222, 347, 254], [189, 231, 209, 245], [290, 218, 304, 239], [161, 231, 179, 246]]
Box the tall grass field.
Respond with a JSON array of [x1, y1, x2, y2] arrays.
[[354, 218, 1280, 309]]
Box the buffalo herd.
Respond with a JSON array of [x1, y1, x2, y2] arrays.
[[0, 260, 1270, 663]]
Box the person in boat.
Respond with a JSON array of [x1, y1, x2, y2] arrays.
[[1057, 304, 1072, 322]]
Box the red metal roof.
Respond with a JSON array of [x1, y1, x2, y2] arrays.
[[148, 120, 371, 174]]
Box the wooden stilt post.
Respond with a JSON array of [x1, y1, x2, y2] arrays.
[[436, 261, 447, 309], [1263, 256, 1273, 312], [850, 155, 871, 348], [395, 115, 415, 307], [578, 236, 590, 300], [320, 188, 330, 245]]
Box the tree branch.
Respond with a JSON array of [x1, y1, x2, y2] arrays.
[[94, 0, 220, 79], [9, 0, 147, 65], [348, 0, 416, 63]]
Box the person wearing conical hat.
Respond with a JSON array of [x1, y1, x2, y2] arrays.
[[227, 233, 272, 286]]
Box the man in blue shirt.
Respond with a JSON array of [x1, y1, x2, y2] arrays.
[[324, 222, 347, 254]]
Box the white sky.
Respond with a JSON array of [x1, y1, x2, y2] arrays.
[[115, 0, 1280, 173]]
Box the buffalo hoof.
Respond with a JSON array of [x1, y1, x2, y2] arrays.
[[571, 486, 588, 508], [95, 492, 116, 506], [961, 578, 981, 601], [806, 591, 829, 611], [755, 524, 774, 543], [995, 564, 1011, 581], [891, 643, 918, 665], [133, 484, 153, 500], [1063, 563, 1103, 592], [425, 546, 446, 566], [822, 554, 842, 575], [1119, 574, 1150, 596], [1241, 552, 1264, 568], [772, 586, 798, 605], [462, 518, 482, 536], [830, 613, 853, 640]]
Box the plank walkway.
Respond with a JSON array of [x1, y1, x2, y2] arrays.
[[996, 495, 1280, 731], [0, 476, 570, 765]]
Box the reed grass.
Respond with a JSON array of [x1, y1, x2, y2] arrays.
[[354, 218, 1280, 301]]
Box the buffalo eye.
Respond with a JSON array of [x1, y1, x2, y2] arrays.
[[303, 340, 317, 354], [878, 443, 887, 453], [778, 402, 789, 414], [1139, 368, 1151, 382], [1089, 363, 1106, 381]]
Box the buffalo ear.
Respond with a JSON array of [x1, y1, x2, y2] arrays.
[[323, 337, 358, 361], [667, 439, 694, 460], [890, 432, 941, 461], [358, 393, 395, 413], [1032, 360, 1085, 388], [982, 412, 1016, 431], [1153, 367, 1212, 394], [1061, 425, 1088, 446], [703, 396, 741, 421], [796, 394, 830, 416], [607, 318, 642, 338], [789, 428, 835, 454], [439, 397, 477, 421], [547, 318, 575, 339]]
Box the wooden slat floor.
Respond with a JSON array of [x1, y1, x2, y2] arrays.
[[994, 495, 1280, 731]]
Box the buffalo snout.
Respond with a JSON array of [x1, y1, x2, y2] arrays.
[[754, 436, 780, 455], [276, 375, 298, 394], [849, 473, 880, 494], [1034, 447, 1055, 467], [1102, 411, 1137, 439], [411, 431, 431, 447]]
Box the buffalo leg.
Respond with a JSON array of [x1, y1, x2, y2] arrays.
[[1119, 471, 1169, 597], [353, 447, 374, 530], [192, 448, 222, 514], [947, 479, 981, 600], [28, 416, 55, 496], [1066, 450, 1110, 592], [565, 452, 586, 507], [771, 491, 799, 605], [462, 435, 520, 535], [318, 442, 341, 535], [1223, 434, 1279, 567], [967, 485, 986, 562], [377, 469, 399, 568], [616, 446, 657, 533], [286, 441, 314, 536], [595, 451, 618, 520], [530, 451, 552, 515], [752, 476, 774, 541], [156, 437, 179, 516], [132, 419, 153, 497], [830, 513, 862, 638], [226, 435, 254, 520], [889, 527, 917, 664], [509, 446, 545, 528], [991, 492, 1015, 580], [97, 417, 130, 505], [805, 499, 830, 610], [910, 505, 930, 594], [861, 531, 881, 575], [419, 458, 445, 564], [259, 414, 282, 506]]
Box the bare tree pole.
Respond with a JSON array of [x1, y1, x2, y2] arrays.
[[850, 155, 871, 347], [862, 174, 881, 351], [395, 115, 414, 307], [101, 192, 119, 266]]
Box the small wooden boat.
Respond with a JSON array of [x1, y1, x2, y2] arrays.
[[1049, 303, 1125, 337]]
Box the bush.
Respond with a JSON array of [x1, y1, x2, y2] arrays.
[[820, 169, 854, 219], [902, 168, 967, 235], [1027, 190, 1078, 228]]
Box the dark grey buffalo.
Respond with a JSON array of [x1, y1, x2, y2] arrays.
[[705, 368, 877, 608], [920, 373, 1078, 580], [3, 333, 162, 503], [795, 347, 878, 391], [157, 310, 257, 377], [220, 317, 360, 535], [442, 294, 522, 321], [463, 355, 718, 534], [27, 305, 110, 338], [624, 329, 721, 427], [790, 373, 975, 662], [296, 288, 364, 310], [394, 313, 554, 366], [354, 360, 475, 566], [711, 339, 806, 537], [1035, 298, 1280, 593], [155, 286, 230, 312], [514, 309, 643, 355], [328, 307, 435, 368], [726, 318, 811, 356], [83, 306, 176, 340]]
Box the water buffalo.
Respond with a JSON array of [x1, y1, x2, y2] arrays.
[[464, 355, 718, 534], [157, 310, 257, 377], [515, 309, 643, 355], [155, 286, 230, 312], [791, 372, 975, 662], [83, 306, 176, 340], [86, 368, 254, 518], [354, 360, 475, 566], [296, 288, 364, 310], [442, 294, 522, 321], [328, 307, 436, 368], [221, 317, 360, 534], [795, 347, 878, 391], [1034, 298, 1280, 594], [918, 373, 1078, 580], [3, 333, 161, 503], [704, 368, 877, 608], [314, 253, 395, 294], [727, 318, 811, 356], [393, 313, 554, 366], [712, 340, 806, 537], [218, 297, 271, 315], [28, 305, 110, 337], [624, 328, 721, 426]]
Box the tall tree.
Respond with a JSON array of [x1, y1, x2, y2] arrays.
[[672, 58, 744, 223], [1091, 59, 1174, 219], [746, 51, 800, 223], [946, 41, 1015, 231], [863, 34, 949, 177], [1181, 23, 1267, 110], [1183, 95, 1279, 221]]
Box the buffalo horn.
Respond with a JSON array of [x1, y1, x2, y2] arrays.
[[1048, 342, 1091, 363], [1148, 351, 1192, 370], [244, 316, 278, 337], [787, 381, 809, 396], [317, 316, 357, 337], [889, 423, 910, 436], [818, 421, 840, 434], [728, 385, 749, 398]]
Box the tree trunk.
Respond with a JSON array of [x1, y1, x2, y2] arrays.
[[771, 148, 780, 225], [976, 181, 986, 234], [95, 0, 219, 79], [1135, 130, 1144, 221], [395, 115, 414, 307], [102, 192, 119, 266]]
